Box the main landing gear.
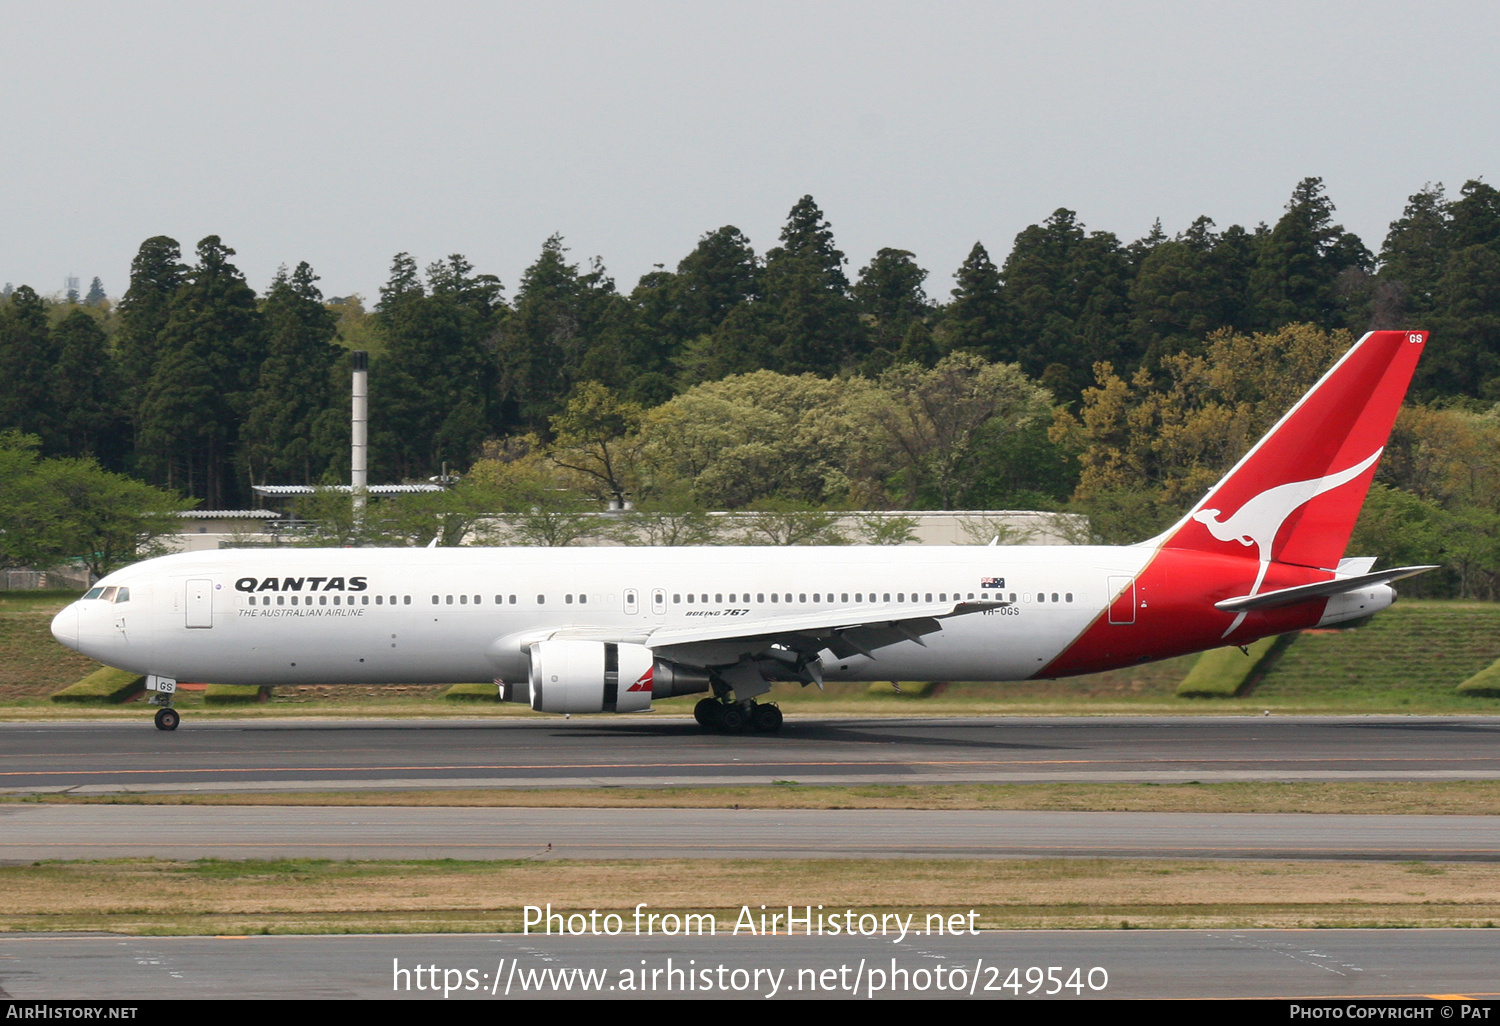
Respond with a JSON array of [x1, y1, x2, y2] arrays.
[[694, 697, 782, 734], [153, 706, 180, 731]]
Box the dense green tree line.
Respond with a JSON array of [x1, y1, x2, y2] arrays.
[[2, 177, 1497, 533]]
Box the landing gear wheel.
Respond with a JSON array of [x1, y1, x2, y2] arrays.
[[717, 704, 747, 733], [154, 707, 180, 732], [751, 703, 783, 733], [694, 697, 720, 728]]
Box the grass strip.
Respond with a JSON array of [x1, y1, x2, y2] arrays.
[[1458, 656, 1500, 697], [2, 857, 1497, 935], [49, 666, 144, 705], [442, 683, 500, 701], [8, 781, 1500, 815], [203, 684, 269, 705], [1177, 636, 1285, 697]]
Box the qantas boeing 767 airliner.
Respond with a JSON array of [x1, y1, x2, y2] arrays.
[[52, 330, 1436, 732]]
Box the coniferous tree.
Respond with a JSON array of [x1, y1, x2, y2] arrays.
[[115, 237, 187, 412], [1128, 217, 1255, 361], [1001, 209, 1133, 392], [375, 253, 505, 479], [1424, 180, 1500, 397], [651, 226, 764, 393], [137, 236, 264, 506], [84, 277, 106, 307], [1449, 179, 1500, 250], [940, 242, 1008, 360], [240, 263, 345, 487], [51, 309, 122, 466], [1378, 184, 1453, 322], [0, 286, 60, 449], [497, 236, 594, 432], [672, 225, 760, 339], [853, 248, 932, 371], [1248, 177, 1371, 331], [1429, 243, 1500, 398], [758, 196, 861, 375]]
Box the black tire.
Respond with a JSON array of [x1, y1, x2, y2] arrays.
[[694, 697, 719, 728], [154, 707, 180, 732], [751, 703, 783, 733], [718, 704, 747, 733]]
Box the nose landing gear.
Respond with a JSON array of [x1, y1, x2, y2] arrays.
[[153, 707, 180, 731]]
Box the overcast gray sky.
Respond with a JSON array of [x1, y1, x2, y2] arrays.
[[3, 1, 1497, 304]]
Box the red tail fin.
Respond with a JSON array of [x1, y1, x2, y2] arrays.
[[1161, 330, 1426, 571]]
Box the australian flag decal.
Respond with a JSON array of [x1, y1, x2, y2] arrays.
[[981, 577, 1005, 589]]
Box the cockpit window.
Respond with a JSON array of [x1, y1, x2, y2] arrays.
[[84, 588, 104, 600], [99, 587, 118, 602], [114, 588, 129, 603]]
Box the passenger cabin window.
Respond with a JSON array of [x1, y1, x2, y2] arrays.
[[536, 594, 545, 604]]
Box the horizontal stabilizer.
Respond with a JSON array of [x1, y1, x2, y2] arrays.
[[1213, 565, 1440, 613]]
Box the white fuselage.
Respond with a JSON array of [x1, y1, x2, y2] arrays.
[[51, 545, 1159, 690]]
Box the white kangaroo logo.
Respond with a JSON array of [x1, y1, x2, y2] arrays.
[[1192, 448, 1382, 635]]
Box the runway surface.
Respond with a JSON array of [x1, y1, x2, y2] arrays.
[[3, 804, 1497, 861], [2, 930, 1497, 999], [4, 714, 1500, 793]]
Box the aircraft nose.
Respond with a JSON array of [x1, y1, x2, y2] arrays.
[[50, 604, 79, 649]]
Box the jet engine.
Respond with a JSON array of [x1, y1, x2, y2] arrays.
[[525, 640, 710, 714]]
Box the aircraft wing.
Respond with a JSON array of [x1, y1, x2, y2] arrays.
[[642, 599, 1005, 675]]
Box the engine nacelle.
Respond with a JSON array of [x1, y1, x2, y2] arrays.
[[528, 640, 658, 714], [1316, 583, 1396, 627]]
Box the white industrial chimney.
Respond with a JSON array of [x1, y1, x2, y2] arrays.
[[351, 350, 368, 520]]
